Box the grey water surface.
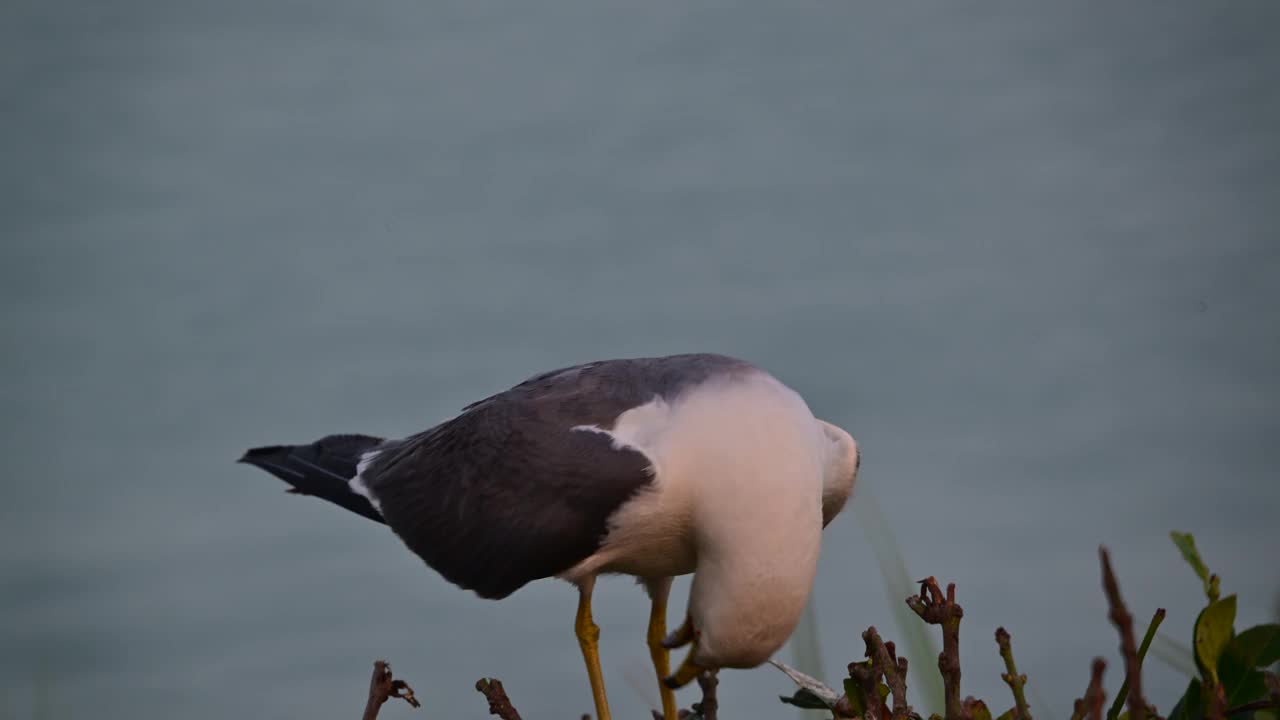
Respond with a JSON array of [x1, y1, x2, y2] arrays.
[[3, 2, 1279, 719]]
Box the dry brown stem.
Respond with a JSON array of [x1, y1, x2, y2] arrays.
[[362, 660, 421, 720], [849, 660, 884, 720], [995, 627, 1032, 720], [1099, 548, 1146, 720], [907, 577, 964, 720], [475, 678, 523, 720], [863, 627, 912, 720], [1071, 658, 1107, 720]]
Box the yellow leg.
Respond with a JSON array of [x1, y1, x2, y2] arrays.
[[645, 578, 679, 720], [575, 578, 611, 720]]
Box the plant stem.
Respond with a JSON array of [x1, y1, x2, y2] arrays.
[[1071, 658, 1107, 720], [476, 678, 523, 720], [363, 661, 420, 720], [1107, 609, 1165, 720], [1100, 548, 1146, 720], [865, 627, 912, 720], [996, 627, 1032, 720], [907, 578, 964, 720]]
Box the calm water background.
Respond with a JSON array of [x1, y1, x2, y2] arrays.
[[3, 2, 1278, 719]]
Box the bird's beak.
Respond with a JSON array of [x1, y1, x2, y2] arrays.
[[663, 650, 704, 689]]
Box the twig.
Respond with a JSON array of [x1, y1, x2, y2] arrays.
[[1107, 608, 1165, 720], [907, 577, 964, 720], [1224, 698, 1280, 716], [1087, 659, 1107, 720], [864, 627, 912, 720], [850, 660, 884, 720], [362, 660, 420, 720], [475, 678, 523, 720], [995, 628, 1032, 720], [1071, 658, 1107, 720], [693, 670, 719, 720], [1099, 548, 1146, 720]]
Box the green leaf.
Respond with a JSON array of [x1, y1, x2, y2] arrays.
[[840, 673, 891, 716], [996, 709, 1016, 720], [1195, 595, 1238, 683], [1222, 667, 1266, 709], [1170, 532, 1221, 602], [780, 688, 837, 711], [844, 678, 866, 717], [1170, 532, 1209, 577], [1167, 678, 1203, 720], [1226, 625, 1280, 669], [1218, 631, 1272, 710]]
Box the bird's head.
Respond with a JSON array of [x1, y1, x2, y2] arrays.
[[818, 420, 860, 527], [662, 572, 814, 688]]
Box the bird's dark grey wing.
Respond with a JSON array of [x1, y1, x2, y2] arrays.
[[362, 353, 755, 599], [363, 392, 652, 599], [457, 361, 599, 413]]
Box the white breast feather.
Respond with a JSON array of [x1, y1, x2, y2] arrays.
[[561, 370, 828, 669], [349, 450, 383, 513]]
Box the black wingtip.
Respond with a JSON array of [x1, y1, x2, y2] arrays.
[[238, 445, 286, 465]]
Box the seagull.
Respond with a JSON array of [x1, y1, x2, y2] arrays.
[[237, 353, 860, 720]]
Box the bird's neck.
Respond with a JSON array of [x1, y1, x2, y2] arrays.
[[687, 530, 821, 669]]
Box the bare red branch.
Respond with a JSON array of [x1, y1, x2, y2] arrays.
[[362, 660, 420, 720]]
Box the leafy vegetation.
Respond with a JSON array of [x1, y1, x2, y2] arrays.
[[773, 532, 1279, 720]]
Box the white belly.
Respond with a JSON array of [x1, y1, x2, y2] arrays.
[[561, 368, 826, 586]]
